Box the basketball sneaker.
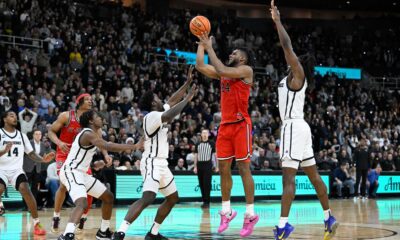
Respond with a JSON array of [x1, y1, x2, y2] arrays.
[[52, 216, 60, 233], [96, 228, 113, 240], [0, 206, 5, 216], [33, 223, 46, 235], [76, 217, 87, 233], [218, 210, 237, 233], [324, 215, 339, 240], [58, 233, 75, 240], [240, 213, 259, 237], [111, 232, 125, 240], [273, 222, 295, 240], [145, 232, 169, 240]]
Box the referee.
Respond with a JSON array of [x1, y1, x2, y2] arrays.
[[194, 129, 216, 208]]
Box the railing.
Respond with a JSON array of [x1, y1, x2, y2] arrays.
[[369, 77, 400, 90], [0, 34, 46, 49]]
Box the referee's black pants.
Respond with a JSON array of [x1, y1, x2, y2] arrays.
[[197, 161, 212, 204]]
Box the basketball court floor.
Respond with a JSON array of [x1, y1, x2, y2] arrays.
[[1, 198, 399, 239]]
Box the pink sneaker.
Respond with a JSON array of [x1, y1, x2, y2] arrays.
[[218, 210, 237, 233], [240, 214, 259, 237]]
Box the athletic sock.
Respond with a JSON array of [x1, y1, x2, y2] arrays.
[[100, 219, 110, 232], [150, 222, 161, 235], [64, 223, 76, 235], [53, 212, 60, 218], [278, 217, 288, 228], [324, 209, 331, 221], [33, 218, 40, 226], [118, 220, 131, 233], [0, 201, 4, 208], [245, 204, 255, 217], [222, 201, 231, 215]]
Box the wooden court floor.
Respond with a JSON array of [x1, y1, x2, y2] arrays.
[[0, 198, 399, 239]]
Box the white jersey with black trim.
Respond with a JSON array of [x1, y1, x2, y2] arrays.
[[63, 128, 97, 172], [278, 76, 307, 120], [142, 105, 170, 166], [0, 128, 33, 170]]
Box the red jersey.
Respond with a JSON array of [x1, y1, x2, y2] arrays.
[[56, 110, 82, 161], [220, 77, 251, 124]]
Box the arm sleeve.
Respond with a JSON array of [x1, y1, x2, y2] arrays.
[[143, 111, 163, 137], [22, 133, 34, 154]]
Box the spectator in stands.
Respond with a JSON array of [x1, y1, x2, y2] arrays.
[[175, 158, 187, 171], [333, 162, 355, 198], [18, 107, 38, 135], [46, 161, 60, 205], [38, 93, 55, 117], [381, 153, 395, 171], [338, 148, 351, 165], [186, 145, 196, 171], [266, 142, 280, 170], [260, 160, 273, 171], [367, 165, 382, 199]]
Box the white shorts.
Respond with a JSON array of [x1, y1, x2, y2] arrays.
[[140, 158, 177, 197], [280, 119, 316, 169], [0, 169, 26, 190], [60, 167, 107, 202]]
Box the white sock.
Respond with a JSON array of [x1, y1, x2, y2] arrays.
[[118, 220, 131, 233], [245, 204, 255, 216], [278, 217, 288, 228], [54, 212, 60, 218], [64, 223, 76, 235], [33, 218, 40, 226], [324, 209, 331, 221], [150, 222, 161, 235], [82, 213, 88, 219], [0, 202, 3, 208], [100, 219, 110, 232], [222, 201, 231, 215]]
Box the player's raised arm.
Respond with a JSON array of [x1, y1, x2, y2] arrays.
[[166, 65, 194, 107], [161, 85, 198, 123], [195, 43, 220, 79], [48, 111, 70, 153], [197, 33, 253, 80], [270, 0, 304, 90]]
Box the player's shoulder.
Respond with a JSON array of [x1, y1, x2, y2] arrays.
[[57, 111, 71, 122]]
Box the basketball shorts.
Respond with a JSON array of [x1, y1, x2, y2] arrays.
[[280, 119, 316, 169], [140, 158, 177, 197], [57, 158, 92, 175], [0, 168, 27, 190], [59, 167, 107, 202], [216, 120, 252, 162]]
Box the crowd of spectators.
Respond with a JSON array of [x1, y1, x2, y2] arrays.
[[1, 1, 400, 201]]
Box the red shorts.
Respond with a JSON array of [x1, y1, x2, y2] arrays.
[[56, 159, 92, 175], [216, 120, 252, 162]]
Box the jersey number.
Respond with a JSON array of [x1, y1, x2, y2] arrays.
[[7, 148, 18, 157]]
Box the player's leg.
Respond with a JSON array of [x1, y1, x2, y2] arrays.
[[146, 170, 179, 240], [77, 168, 95, 232], [15, 173, 46, 235], [0, 177, 6, 216], [216, 124, 237, 234], [52, 183, 67, 232]]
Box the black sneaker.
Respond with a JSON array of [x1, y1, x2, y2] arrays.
[[77, 217, 87, 230], [58, 233, 75, 240], [52, 217, 60, 233], [96, 228, 113, 240], [111, 231, 125, 240], [0, 206, 5, 216], [145, 232, 169, 240]]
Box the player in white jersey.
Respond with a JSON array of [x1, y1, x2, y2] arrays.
[[58, 110, 143, 240], [113, 66, 198, 240], [270, 1, 338, 240], [0, 110, 55, 235]]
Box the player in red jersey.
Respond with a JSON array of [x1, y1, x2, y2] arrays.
[[48, 93, 112, 233], [196, 33, 259, 237]]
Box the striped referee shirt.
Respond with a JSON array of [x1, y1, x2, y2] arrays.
[[196, 141, 215, 162]]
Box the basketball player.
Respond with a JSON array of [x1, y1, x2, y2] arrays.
[[112, 67, 197, 240], [0, 110, 55, 235], [196, 34, 259, 236], [57, 110, 143, 240], [270, 1, 338, 239], [48, 93, 111, 232]]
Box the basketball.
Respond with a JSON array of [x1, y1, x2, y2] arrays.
[[190, 15, 211, 37]]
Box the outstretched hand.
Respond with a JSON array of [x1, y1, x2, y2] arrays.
[[196, 32, 213, 50], [186, 84, 199, 102], [43, 151, 56, 163], [270, 0, 281, 22]]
